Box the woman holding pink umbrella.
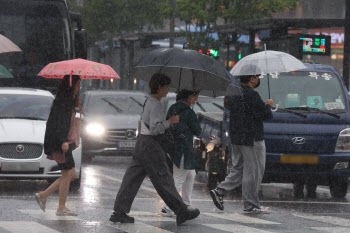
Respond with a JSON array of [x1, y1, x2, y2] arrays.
[[35, 75, 81, 216]]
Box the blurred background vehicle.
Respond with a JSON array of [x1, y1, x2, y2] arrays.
[[0, 88, 82, 188], [80, 90, 148, 162], [162, 92, 225, 113]]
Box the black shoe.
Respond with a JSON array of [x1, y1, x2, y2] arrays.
[[210, 189, 224, 210], [109, 212, 135, 223], [176, 207, 200, 226]]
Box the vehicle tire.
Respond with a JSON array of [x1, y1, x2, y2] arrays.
[[306, 183, 317, 198], [329, 178, 348, 198], [293, 182, 305, 199]]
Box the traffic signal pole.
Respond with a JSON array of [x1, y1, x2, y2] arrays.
[[343, 0, 350, 89]]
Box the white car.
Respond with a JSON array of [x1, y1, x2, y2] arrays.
[[0, 88, 82, 187]]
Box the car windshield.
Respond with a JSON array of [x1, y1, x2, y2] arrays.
[[255, 71, 347, 112], [166, 97, 224, 113], [0, 94, 53, 120], [86, 94, 147, 115]]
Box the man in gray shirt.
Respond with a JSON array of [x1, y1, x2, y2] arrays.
[[110, 73, 200, 225]]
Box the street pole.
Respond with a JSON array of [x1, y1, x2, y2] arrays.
[[169, 0, 176, 48], [343, 0, 350, 89]]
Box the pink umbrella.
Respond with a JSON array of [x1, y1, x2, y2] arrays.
[[38, 58, 120, 82], [0, 34, 22, 53]]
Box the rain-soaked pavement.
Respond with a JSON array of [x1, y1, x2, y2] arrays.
[[0, 156, 349, 233]]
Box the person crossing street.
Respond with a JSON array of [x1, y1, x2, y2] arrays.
[[210, 67, 273, 214]]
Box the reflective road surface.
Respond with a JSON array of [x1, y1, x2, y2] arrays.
[[0, 156, 349, 233]]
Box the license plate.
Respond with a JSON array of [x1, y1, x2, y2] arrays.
[[118, 141, 136, 148], [1, 162, 40, 172], [280, 155, 319, 164]]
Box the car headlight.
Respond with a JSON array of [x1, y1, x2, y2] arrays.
[[136, 128, 139, 137], [86, 123, 105, 136], [335, 128, 350, 152]]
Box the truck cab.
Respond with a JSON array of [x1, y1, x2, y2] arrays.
[[197, 63, 350, 198], [253, 63, 350, 198]]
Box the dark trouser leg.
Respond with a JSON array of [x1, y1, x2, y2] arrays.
[[113, 159, 147, 213], [142, 154, 186, 215], [136, 138, 186, 215]]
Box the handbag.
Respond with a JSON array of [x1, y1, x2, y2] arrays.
[[141, 99, 189, 154]]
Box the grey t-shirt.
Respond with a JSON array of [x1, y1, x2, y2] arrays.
[[141, 97, 170, 136]]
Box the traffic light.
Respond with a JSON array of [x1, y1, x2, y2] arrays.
[[209, 49, 219, 58], [238, 50, 242, 60]]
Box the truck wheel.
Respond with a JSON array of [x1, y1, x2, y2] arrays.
[[306, 184, 317, 198], [293, 183, 305, 199], [329, 178, 348, 198]]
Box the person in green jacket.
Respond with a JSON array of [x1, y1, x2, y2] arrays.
[[161, 89, 202, 216]]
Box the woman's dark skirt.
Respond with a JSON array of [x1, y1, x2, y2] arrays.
[[57, 142, 76, 170]]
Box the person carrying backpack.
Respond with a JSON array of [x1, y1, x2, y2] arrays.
[[161, 89, 202, 216]]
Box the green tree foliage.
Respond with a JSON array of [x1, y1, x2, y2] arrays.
[[67, 0, 168, 43], [175, 0, 301, 52]]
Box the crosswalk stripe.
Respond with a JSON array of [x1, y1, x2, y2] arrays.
[[108, 222, 173, 233], [293, 214, 350, 227], [18, 209, 80, 221], [204, 213, 280, 225], [0, 221, 60, 233], [309, 227, 350, 233], [203, 224, 274, 233]]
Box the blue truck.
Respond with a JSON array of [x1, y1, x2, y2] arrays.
[[195, 63, 350, 198]]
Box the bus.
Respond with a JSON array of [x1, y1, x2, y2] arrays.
[[0, 0, 87, 92]]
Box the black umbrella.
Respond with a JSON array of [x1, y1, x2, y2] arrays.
[[131, 48, 231, 97]]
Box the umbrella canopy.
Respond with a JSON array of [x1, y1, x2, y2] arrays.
[[131, 48, 231, 97], [0, 64, 14, 78], [38, 58, 120, 80], [0, 34, 22, 54], [230, 50, 307, 76]]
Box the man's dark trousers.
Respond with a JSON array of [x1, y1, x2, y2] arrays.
[[113, 135, 187, 215]]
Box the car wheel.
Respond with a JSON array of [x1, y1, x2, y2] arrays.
[[329, 178, 348, 198]]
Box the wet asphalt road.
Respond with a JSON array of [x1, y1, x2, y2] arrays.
[[0, 156, 349, 233]]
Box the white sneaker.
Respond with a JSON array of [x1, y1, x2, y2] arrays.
[[244, 206, 271, 214], [161, 206, 175, 217]]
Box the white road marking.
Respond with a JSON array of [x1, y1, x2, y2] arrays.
[[293, 213, 350, 227], [92, 173, 158, 194], [18, 209, 80, 221], [309, 227, 350, 233], [108, 221, 173, 233], [203, 213, 280, 225], [203, 224, 274, 233], [0, 221, 60, 233]]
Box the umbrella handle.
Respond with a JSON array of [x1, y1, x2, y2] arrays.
[[271, 104, 279, 112]]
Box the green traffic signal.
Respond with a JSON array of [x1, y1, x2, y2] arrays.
[[209, 49, 219, 58]]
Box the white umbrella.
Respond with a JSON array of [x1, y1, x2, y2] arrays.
[[230, 49, 307, 99], [0, 34, 22, 54]]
